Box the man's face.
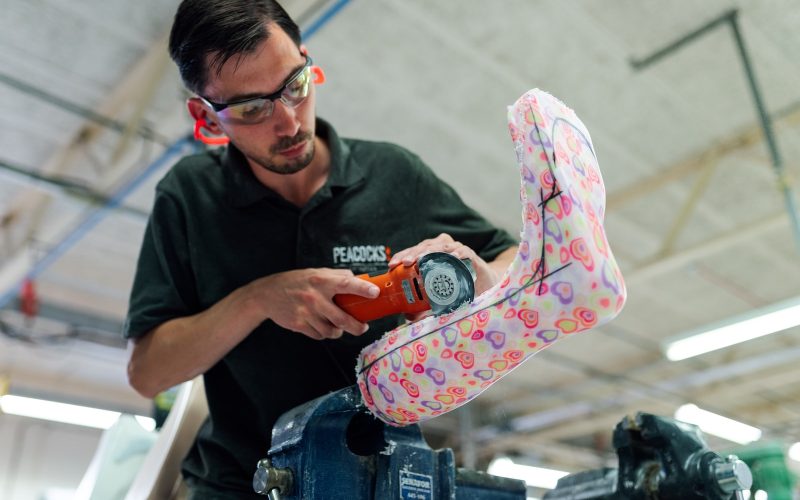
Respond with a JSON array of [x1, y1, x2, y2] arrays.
[[200, 25, 316, 175]]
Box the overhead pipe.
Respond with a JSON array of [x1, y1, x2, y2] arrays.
[[0, 136, 196, 310], [727, 13, 800, 246], [0, 158, 149, 220], [475, 343, 800, 443], [0, 0, 354, 312], [301, 0, 352, 40], [0, 72, 171, 146], [630, 9, 800, 249]]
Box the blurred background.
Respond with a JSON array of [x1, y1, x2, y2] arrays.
[[1, 0, 799, 498]]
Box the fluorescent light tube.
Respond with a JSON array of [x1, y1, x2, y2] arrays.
[[664, 296, 800, 361], [789, 442, 800, 462], [135, 415, 157, 431], [488, 457, 569, 489], [675, 404, 761, 445], [0, 394, 155, 431]]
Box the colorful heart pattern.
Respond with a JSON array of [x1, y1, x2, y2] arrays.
[[356, 89, 627, 426]]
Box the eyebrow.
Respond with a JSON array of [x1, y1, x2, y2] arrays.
[[223, 60, 306, 104]]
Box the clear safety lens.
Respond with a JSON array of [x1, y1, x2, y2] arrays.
[[216, 65, 312, 124]]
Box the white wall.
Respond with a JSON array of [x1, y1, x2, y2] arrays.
[[0, 414, 101, 500]]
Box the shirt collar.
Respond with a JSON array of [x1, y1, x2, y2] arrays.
[[223, 117, 364, 208]]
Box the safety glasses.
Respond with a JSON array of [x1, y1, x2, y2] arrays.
[[199, 56, 314, 124]]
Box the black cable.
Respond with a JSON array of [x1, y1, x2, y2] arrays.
[[0, 157, 150, 219], [0, 318, 77, 345], [0, 72, 171, 146], [322, 341, 357, 386]]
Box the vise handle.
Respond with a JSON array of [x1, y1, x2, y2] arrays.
[[253, 458, 294, 499]]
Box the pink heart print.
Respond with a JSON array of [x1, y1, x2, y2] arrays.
[[356, 88, 627, 426]]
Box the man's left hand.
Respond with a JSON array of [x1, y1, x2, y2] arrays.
[[388, 233, 503, 300]]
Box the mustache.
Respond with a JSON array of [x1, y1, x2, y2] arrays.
[[272, 131, 312, 152]]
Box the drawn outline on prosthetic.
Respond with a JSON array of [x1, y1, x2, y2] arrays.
[[358, 110, 596, 376], [356, 90, 624, 425]]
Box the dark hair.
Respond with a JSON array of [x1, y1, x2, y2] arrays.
[[168, 0, 301, 93]]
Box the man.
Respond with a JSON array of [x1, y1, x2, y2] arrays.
[[125, 0, 517, 497]]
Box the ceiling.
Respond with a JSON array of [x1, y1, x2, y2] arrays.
[[1, 0, 799, 494]]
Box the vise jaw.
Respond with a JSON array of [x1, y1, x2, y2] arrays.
[[253, 385, 526, 499], [544, 413, 752, 500]]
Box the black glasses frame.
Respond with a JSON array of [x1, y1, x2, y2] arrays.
[[199, 55, 312, 113]]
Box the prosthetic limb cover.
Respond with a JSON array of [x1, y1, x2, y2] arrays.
[[356, 89, 627, 426]]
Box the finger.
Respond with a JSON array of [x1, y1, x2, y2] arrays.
[[343, 316, 370, 336], [398, 244, 434, 266], [388, 248, 415, 268], [390, 253, 419, 268], [389, 234, 457, 267], [388, 236, 441, 267], [311, 268, 353, 286], [445, 243, 475, 260], [404, 311, 429, 323], [444, 241, 465, 253], [334, 274, 380, 298], [321, 290, 369, 334], [300, 322, 324, 341], [408, 241, 466, 267], [432, 233, 455, 244], [324, 300, 370, 335], [400, 254, 417, 266], [329, 316, 368, 337], [417, 241, 460, 258], [306, 316, 344, 340]]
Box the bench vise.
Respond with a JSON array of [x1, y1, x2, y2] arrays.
[[543, 412, 753, 500], [252, 385, 526, 499]]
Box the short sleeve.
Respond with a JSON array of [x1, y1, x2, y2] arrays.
[[124, 191, 200, 339]]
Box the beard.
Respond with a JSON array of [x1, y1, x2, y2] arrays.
[[253, 131, 315, 175]]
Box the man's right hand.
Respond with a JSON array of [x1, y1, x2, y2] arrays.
[[128, 267, 379, 398], [250, 268, 380, 340]]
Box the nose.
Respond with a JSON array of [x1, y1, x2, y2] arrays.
[[271, 99, 301, 137]]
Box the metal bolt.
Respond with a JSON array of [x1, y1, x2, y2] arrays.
[[714, 455, 752, 494], [253, 458, 294, 498]]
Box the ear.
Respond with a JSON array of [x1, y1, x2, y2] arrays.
[[300, 45, 326, 85], [187, 98, 224, 135]]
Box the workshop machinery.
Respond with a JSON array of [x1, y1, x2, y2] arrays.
[[543, 412, 753, 500], [259, 250, 752, 499], [252, 385, 526, 499], [251, 390, 755, 499]]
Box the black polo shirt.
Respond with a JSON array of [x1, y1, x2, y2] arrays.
[[125, 118, 516, 496]]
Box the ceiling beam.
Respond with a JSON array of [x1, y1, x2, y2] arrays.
[[109, 34, 172, 165], [0, 138, 194, 310], [474, 342, 800, 445], [0, 35, 174, 262], [655, 160, 718, 258], [607, 99, 800, 211], [3, 299, 124, 341], [627, 211, 788, 284]]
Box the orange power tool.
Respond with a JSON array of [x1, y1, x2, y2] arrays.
[[334, 252, 476, 323]]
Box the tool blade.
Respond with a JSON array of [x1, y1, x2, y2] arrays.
[[417, 253, 476, 316]]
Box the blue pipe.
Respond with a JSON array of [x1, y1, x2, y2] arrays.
[[303, 0, 352, 41]]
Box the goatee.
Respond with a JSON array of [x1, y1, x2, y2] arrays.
[[261, 132, 314, 175]]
